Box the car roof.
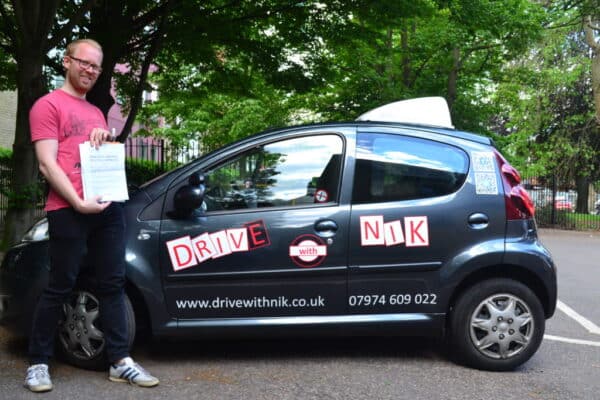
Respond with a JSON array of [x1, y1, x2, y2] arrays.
[[252, 121, 493, 147]]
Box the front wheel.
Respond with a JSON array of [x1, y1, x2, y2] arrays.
[[57, 289, 135, 370], [449, 278, 545, 371]]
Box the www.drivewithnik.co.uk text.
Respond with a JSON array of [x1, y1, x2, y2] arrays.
[[175, 295, 325, 310]]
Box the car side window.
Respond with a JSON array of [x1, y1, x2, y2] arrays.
[[353, 132, 468, 204], [203, 134, 344, 211]]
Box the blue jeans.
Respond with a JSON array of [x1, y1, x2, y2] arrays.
[[28, 203, 129, 365]]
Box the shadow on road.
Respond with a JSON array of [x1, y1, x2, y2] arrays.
[[1, 325, 446, 366], [136, 334, 446, 363]]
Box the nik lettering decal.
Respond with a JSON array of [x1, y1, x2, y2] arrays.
[[360, 215, 429, 247]]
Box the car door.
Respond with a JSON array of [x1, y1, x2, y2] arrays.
[[347, 128, 506, 315], [158, 131, 351, 319]]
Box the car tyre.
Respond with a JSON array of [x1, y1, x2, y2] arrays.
[[56, 289, 135, 371], [449, 278, 544, 371]]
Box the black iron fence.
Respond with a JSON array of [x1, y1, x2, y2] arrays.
[[2, 142, 600, 230], [522, 175, 600, 230], [123, 137, 202, 170]]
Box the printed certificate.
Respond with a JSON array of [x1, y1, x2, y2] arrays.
[[79, 142, 129, 202]]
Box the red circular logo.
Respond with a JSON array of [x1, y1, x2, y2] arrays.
[[289, 234, 327, 268]]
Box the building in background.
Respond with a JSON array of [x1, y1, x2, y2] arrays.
[[0, 91, 16, 150]]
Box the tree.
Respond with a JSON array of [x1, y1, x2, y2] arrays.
[[0, 0, 178, 247], [0, 0, 364, 246], [0, 0, 99, 248], [143, 0, 545, 153], [2, 0, 587, 246], [584, 14, 600, 124], [491, 3, 600, 213], [300, 0, 544, 133], [137, 1, 364, 150]]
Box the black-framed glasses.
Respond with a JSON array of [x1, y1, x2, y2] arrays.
[[68, 56, 103, 74]]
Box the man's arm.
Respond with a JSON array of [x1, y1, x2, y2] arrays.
[[35, 139, 110, 214]]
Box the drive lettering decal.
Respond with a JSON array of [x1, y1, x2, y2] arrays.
[[360, 215, 429, 247], [166, 220, 270, 271]]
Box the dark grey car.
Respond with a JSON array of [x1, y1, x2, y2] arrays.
[[0, 98, 557, 371]]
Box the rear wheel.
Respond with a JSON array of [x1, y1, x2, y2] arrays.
[[57, 289, 135, 370], [449, 278, 545, 371]]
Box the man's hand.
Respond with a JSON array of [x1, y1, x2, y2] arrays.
[[36, 139, 110, 213], [89, 127, 115, 149], [75, 196, 112, 214]]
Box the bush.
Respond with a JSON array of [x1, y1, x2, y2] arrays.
[[535, 205, 574, 228], [0, 147, 11, 180], [0, 148, 45, 211], [0, 148, 11, 212], [125, 158, 179, 187], [0, 147, 11, 161]]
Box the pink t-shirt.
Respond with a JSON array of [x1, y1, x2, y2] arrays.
[[30, 89, 108, 211]]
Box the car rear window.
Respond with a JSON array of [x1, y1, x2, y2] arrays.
[[353, 132, 468, 203]]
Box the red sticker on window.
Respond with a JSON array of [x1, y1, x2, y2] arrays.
[[314, 189, 329, 203]]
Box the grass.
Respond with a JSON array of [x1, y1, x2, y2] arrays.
[[564, 212, 600, 230], [535, 205, 600, 230]]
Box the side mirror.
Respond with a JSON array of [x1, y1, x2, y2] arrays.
[[173, 172, 205, 217]]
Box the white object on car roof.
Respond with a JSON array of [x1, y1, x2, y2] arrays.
[[356, 97, 454, 129]]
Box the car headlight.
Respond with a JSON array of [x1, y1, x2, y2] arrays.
[[22, 218, 49, 242]]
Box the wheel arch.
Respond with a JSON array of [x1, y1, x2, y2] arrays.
[[446, 264, 553, 321], [124, 279, 152, 335]]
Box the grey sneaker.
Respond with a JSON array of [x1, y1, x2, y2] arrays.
[[25, 364, 53, 392], [109, 357, 159, 387]]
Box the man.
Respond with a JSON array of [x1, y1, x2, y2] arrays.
[[25, 38, 159, 392]]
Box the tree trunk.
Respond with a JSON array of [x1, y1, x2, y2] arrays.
[[584, 16, 600, 125], [401, 25, 410, 88], [1, 53, 47, 248], [386, 27, 394, 89], [87, 72, 116, 120], [85, 0, 174, 141], [575, 175, 589, 214], [86, 5, 125, 120], [591, 48, 600, 125], [447, 47, 461, 111]]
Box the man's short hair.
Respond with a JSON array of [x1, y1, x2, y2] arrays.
[[65, 39, 103, 57]]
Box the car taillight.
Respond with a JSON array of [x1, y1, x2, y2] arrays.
[[494, 150, 535, 220]]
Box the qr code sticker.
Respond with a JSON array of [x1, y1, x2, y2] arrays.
[[475, 172, 498, 195], [472, 152, 495, 172]]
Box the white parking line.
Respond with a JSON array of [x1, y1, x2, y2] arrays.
[[542, 299, 600, 347], [544, 334, 600, 347], [557, 299, 600, 335]]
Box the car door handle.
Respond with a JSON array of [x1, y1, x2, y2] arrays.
[[314, 219, 338, 237], [137, 229, 152, 240], [468, 213, 489, 230]]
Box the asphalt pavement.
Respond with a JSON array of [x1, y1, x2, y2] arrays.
[[0, 228, 599, 400]]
